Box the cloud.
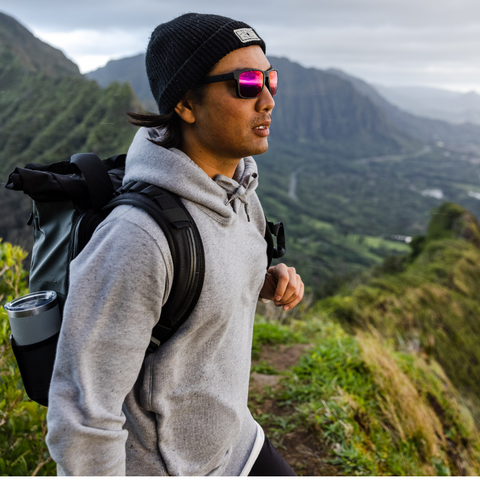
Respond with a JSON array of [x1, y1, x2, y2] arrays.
[[4, 0, 480, 30], [34, 28, 148, 71], [2, 0, 480, 91]]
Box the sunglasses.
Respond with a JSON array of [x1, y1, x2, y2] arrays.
[[200, 68, 278, 99]]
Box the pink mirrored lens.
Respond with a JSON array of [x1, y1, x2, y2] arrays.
[[238, 70, 263, 98], [269, 70, 278, 96]]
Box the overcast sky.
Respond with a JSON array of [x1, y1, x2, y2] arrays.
[[2, 0, 480, 93]]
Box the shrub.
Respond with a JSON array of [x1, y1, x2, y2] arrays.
[[0, 240, 56, 476]]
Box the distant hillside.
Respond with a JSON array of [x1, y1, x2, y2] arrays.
[[0, 12, 80, 78], [86, 54, 157, 112], [328, 68, 480, 154], [0, 12, 140, 249], [374, 85, 480, 126]]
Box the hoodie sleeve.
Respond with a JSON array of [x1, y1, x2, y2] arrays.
[[46, 207, 172, 476]]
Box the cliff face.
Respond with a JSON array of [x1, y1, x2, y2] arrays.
[[267, 56, 408, 151]]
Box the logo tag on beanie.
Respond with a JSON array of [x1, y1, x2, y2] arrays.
[[234, 28, 260, 43]]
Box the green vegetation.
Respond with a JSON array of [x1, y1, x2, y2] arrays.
[[250, 315, 480, 475], [316, 203, 480, 416], [0, 240, 55, 475], [248, 203, 480, 475], [257, 139, 480, 295], [0, 74, 138, 179], [0, 14, 140, 250]]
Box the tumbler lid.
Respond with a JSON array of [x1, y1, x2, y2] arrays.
[[4, 291, 58, 318]]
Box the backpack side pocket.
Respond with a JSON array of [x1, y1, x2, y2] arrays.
[[10, 332, 59, 407]]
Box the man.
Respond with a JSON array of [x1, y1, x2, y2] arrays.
[[46, 13, 303, 476]]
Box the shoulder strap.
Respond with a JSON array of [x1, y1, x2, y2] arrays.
[[265, 218, 286, 268], [105, 182, 205, 352], [70, 153, 115, 211]]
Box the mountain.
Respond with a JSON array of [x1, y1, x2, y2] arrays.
[[263, 57, 411, 154], [0, 12, 140, 250], [0, 12, 80, 79], [86, 53, 157, 112], [328, 68, 480, 154], [374, 85, 480, 126]]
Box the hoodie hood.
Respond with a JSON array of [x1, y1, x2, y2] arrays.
[[124, 127, 259, 226]]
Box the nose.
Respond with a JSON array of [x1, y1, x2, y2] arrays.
[[256, 84, 275, 112]]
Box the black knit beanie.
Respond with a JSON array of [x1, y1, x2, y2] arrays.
[[146, 13, 266, 114]]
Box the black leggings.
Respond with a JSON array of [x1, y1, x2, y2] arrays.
[[249, 436, 297, 476]]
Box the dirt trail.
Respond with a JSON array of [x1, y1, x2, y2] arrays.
[[249, 344, 340, 476]]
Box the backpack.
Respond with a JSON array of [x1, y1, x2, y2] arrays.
[[5, 152, 286, 406]]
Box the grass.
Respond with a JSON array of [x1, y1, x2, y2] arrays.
[[249, 315, 480, 475], [315, 206, 480, 416]]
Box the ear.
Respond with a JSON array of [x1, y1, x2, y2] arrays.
[[174, 95, 196, 124]]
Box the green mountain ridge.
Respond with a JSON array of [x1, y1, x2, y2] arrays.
[[0, 12, 140, 250], [319, 202, 480, 418], [0, 12, 80, 79]]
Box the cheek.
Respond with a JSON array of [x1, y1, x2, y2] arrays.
[[205, 107, 247, 140]]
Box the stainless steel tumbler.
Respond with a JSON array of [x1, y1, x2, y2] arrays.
[[4, 291, 61, 346]]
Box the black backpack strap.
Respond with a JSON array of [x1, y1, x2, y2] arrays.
[[265, 218, 286, 268], [71, 153, 115, 211], [105, 182, 205, 351]]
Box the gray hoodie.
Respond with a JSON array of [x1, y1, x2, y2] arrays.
[[46, 127, 268, 476]]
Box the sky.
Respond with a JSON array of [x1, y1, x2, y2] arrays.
[[2, 0, 480, 93]]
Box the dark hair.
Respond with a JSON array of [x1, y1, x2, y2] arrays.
[[126, 110, 181, 148], [126, 84, 207, 149]]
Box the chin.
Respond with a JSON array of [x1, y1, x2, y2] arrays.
[[247, 139, 269, 157]]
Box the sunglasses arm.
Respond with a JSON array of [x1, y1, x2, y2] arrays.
[[200, 73, 235, 85]]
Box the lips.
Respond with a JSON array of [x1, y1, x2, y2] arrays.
[[253, 121, 271, 137]]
